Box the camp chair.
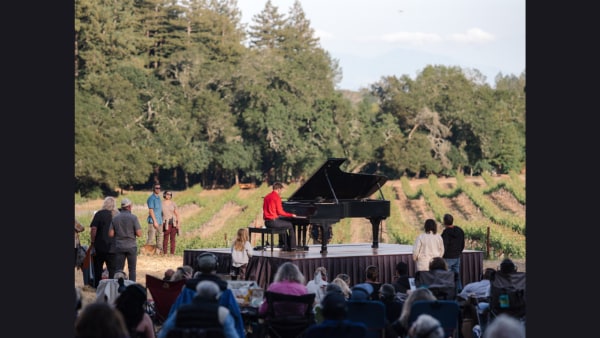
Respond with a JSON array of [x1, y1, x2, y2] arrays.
[[408, 300, 461, 338], [263, 291, 316, 338], [415, 270, 457, 300], [489, 271, 526, 320], [346, 299, 386, 338], [145, 274, 187, 325]]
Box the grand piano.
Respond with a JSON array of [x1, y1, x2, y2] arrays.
[[283, 158, 390, 253]]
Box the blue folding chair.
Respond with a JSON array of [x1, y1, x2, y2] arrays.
[[408, 300, 460, 338], [346, 300, 386, 338]]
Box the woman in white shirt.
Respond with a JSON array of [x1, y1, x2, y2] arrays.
[[412, 219, 445, 272], [230, 228, 253, 280]]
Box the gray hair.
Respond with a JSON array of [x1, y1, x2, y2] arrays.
[[408, 314, 445, 338], [195, 280, 220, 300], [101, 196, 119, 216], [273, 262, 305, 284], [483, 314, 525, 338]]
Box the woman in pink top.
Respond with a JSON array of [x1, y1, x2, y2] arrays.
[[259, 262, 308, 316]]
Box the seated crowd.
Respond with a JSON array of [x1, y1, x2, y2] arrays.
[[75, 256, 525, 338]]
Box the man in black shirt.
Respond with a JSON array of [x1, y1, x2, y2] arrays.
[[441, 213, 465, 292]]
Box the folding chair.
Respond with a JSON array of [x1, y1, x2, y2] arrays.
[[346, 300, 386, 338], [408, 300, 461, 338], [263, 291, 316, 338], [415, 270, 457, 300], [145, 274, 187, 325], [489, 271, 526, 321]]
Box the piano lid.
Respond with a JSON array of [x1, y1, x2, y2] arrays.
[[286, 158, 388, 202]]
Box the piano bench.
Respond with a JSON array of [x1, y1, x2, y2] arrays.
[[248, 226, 288, 253]]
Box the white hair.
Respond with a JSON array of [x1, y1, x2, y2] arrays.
[[409, 314, 445, 338], [483, 314, 525, 338], [195, 280, 220, 300]]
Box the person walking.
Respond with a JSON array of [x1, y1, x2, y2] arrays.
[[262, 182, 297, 251], [89, 196, 119, 286], [146, 183, 163, 245], [441, 213, 465, 291], [109, 198, 143, 282], [230, 228, 253, 280], [161, 190, 180, 255], [412, 219, 444, 272]]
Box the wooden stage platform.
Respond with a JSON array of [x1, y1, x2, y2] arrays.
[[184, 243, 483, 290]]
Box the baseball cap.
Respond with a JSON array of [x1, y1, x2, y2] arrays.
[[121, 198, 132, 207]]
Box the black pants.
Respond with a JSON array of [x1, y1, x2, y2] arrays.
[[265, 218, 296, 249]]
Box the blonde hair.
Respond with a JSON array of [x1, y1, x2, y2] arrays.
[[233, 228, 249, 251], [330, 277, 352, 299]]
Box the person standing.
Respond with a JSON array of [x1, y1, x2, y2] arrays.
[[161, 190, 180, 255], [146, 184, 163, 245], [262, 182, 297, 251], [75, 219, 85, 267], [441, 213, 465, 291], [109, 198, 143, 282], [89, 196, 119, 287], [230, 228, 252, 280], [412, 219, 444, 272]]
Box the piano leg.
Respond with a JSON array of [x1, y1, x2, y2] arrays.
[[369, 217, 383, 249], [293, 223, 309, 251], [320, 224, 331, 254]]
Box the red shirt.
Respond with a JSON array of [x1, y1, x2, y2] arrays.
[[263, 190, 294, 220]]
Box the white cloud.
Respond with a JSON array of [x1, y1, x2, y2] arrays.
[[448, 28, 495, 43]]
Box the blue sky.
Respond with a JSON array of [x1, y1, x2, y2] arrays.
[[237, 0, 525, 91]]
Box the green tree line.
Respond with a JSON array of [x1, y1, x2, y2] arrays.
[[75, 0, 525, 197]]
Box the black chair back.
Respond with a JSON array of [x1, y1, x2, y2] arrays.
[[264, 291, 316, 338]]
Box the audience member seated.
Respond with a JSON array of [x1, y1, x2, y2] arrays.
[[159, 280, 239, 338], [429, 257, 449, 271], [390, 288, 437, 338], [458, 268, 495, 301], [414, 257, 457, 300], [458, 268, 495, 337], [75, 302, 130, 338], [364, 265, 382, 300], [335, 273, 351, 287], [170, 266, 193, 281], [115, 283, 156, 338], [482, 313, 525, 338], [392, 261, 411, 294], [330, 277, 352, 299], [304, 291, 368, 338], [379, 283, 403, 323], [258, 262, 309, 317], [165, 252, 245, 338], [164, 269, 175, 281], [408, 313, 445, 338], [306, 266, 328, 305], [349, 283, 374, 301], [498, 258, 518, 274], [379, 283, 403, 338]]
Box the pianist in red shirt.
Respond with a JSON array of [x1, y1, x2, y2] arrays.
[[263, 182, 297, 251]]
